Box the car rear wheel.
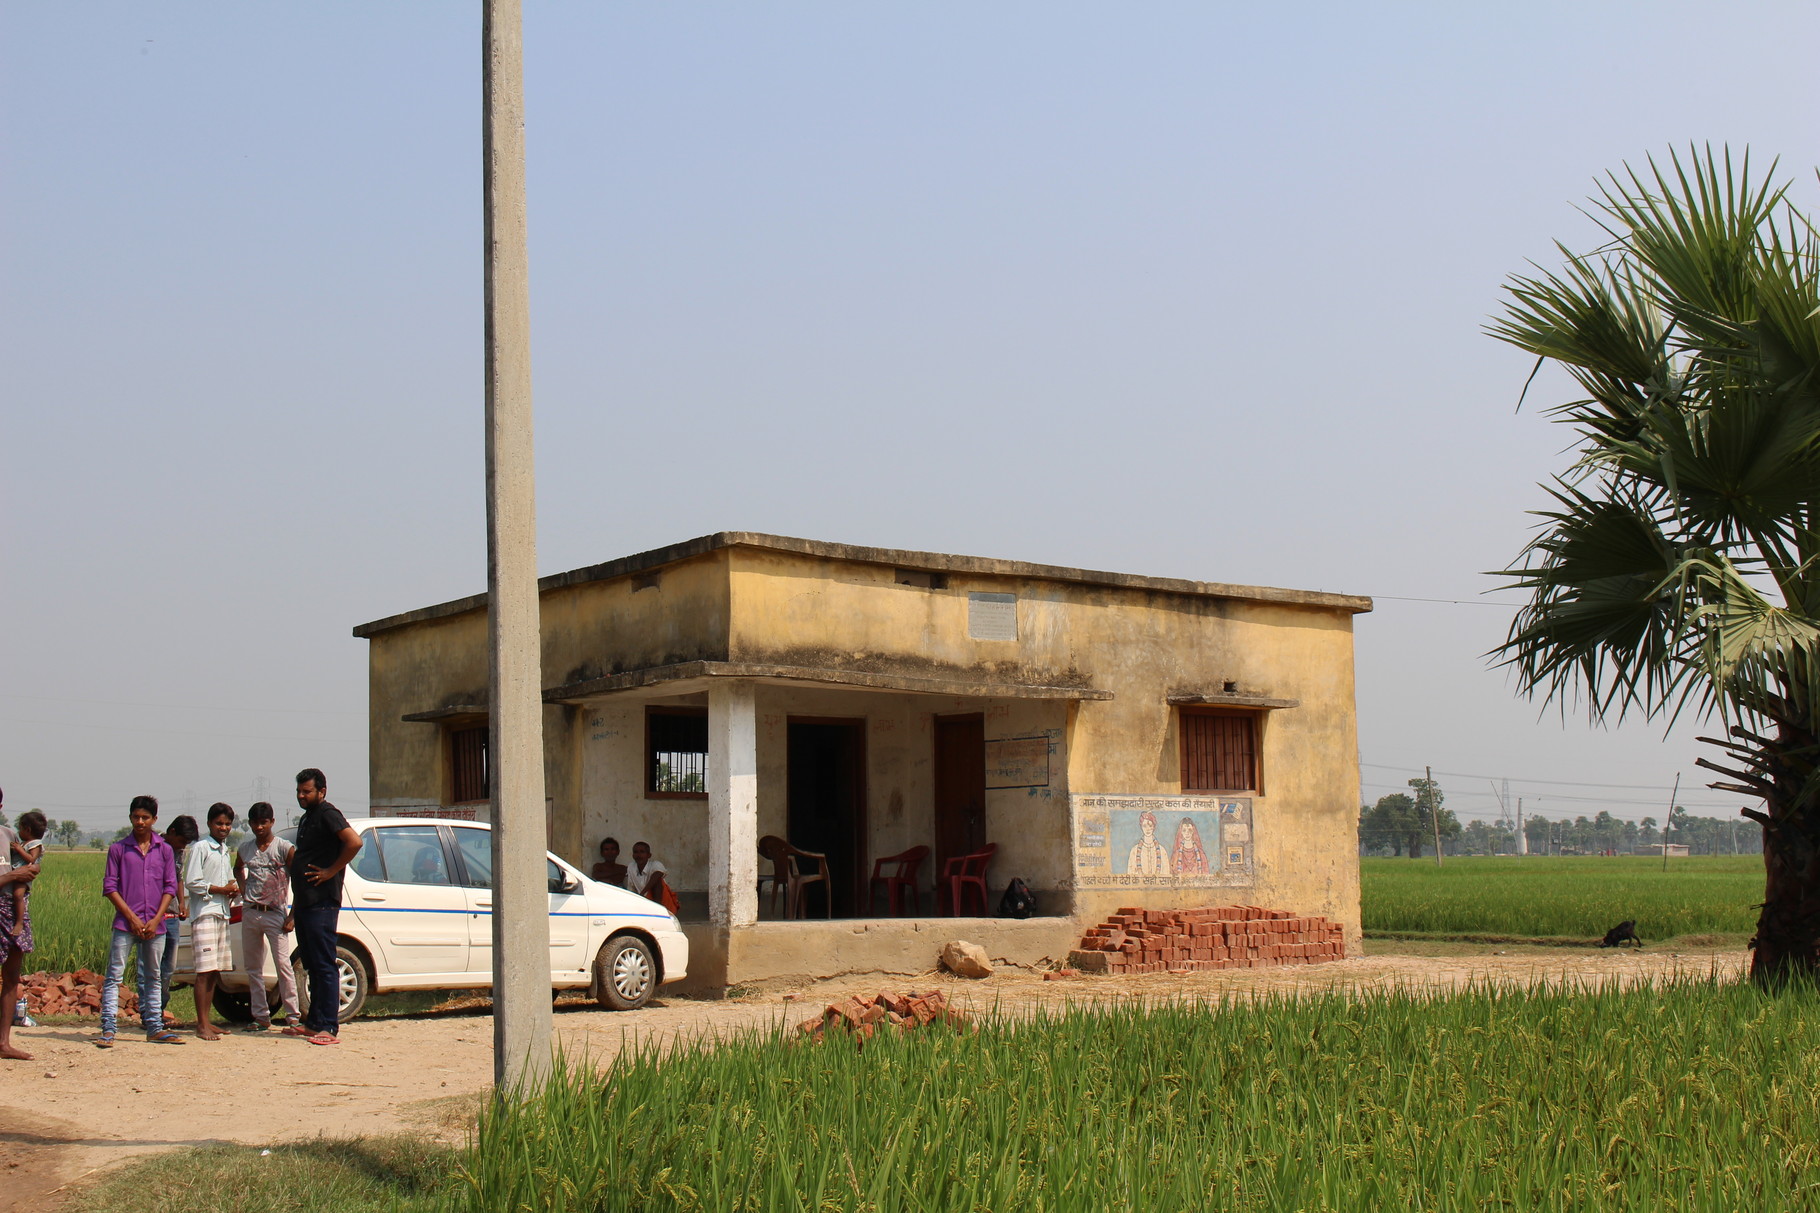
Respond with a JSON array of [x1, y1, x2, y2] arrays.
[[594, 935, 656, 1011], [212, 989, 254, 1023], [296, 944, 370, 1022]]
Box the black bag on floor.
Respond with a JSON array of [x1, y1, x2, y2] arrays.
[[999, 877, 1036, 919]]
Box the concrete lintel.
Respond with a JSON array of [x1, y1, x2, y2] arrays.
[[400, 704, 490, 723], [1166, 693, 1300, 710], [544, 660, 1113, 704]]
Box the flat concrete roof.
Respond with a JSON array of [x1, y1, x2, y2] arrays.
[[353, 531, 1373, 638]]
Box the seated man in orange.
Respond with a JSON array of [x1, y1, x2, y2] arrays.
[[627, 842, 678, 914]]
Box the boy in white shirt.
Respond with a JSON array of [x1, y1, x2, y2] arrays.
[[234, 802, 298, 1031], [183, 803, 239, 1041]]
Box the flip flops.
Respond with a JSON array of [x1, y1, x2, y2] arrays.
[[305, 1032, 339, 1046], [94, 1031, 115, 1049], [146, 1030, 186, 1045], [281, 1024, 314, 1037]]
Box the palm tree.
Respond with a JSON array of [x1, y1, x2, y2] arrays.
[[1489, 146, 1820, 983]]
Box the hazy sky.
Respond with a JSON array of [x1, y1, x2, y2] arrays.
[[5, 3, 1816, 833]]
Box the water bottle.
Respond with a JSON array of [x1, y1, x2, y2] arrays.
[[14, 996, 35, 1028]]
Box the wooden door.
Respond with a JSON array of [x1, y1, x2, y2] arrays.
[[933, 713, 986, 871]]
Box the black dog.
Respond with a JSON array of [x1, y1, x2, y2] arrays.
[[1599, 920, 1641, 948]]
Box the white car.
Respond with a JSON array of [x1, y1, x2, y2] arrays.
[[173, 817, 688, 1021]]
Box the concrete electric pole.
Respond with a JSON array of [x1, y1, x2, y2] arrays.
[[483, 0, 553, 1089]]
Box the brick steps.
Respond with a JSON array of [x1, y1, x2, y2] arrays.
[[1068, 905, 1346, 974]]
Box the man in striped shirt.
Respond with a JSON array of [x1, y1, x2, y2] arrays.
[[183, 803, 239, 1041]]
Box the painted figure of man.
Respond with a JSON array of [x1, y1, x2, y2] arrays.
[[1125, 810, 1167, 876]]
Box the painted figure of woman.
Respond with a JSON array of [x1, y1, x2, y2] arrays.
[[1125, 810, 1168, 876], [1171, 817, 1210, 876]]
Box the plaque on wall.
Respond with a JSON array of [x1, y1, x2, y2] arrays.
[[985, 735, 1050, 789], [967, 592, 1017, 641], [1071, 794, 1254, 888]]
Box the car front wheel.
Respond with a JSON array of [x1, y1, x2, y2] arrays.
[[594, 935, 657, 1011]]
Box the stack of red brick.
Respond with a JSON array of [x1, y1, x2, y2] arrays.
[[1068, 905, 1345, 974], [21, 969, 135, 1017], [798, 989, 969, 1044]]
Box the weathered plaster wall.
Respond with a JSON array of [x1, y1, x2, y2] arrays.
[[574, 685, 1073, 911], [724, 547, 1362, 948]]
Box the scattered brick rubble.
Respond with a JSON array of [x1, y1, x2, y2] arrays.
[[21, 969, 136, 1017], [1067, 905, 1346, 974], [798, 990, 969, 1043]]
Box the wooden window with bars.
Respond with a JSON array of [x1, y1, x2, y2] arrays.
[[450, 726, 489, 804], [1179, 709, 1259, 794], [647, 707, 709, 798]]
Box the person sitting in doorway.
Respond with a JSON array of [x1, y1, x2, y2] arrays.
[[591, 837, 627, 888], [628, 842, 678, 915]]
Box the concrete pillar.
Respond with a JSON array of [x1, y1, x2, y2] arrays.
[[708, 680, 759, 927], [483, 0, 552, 1090]]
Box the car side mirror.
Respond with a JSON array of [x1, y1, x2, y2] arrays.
[[551, 874, 579, 895]]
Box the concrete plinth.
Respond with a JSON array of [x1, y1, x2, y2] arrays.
[[674, 916, 1081, 995]]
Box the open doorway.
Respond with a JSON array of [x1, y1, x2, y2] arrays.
[[786, 718, 866, 916]]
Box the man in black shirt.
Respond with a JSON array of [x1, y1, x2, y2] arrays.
[[287, 768, 362, 1045]]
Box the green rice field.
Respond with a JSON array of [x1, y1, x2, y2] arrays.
[[1359, 854, 1761, 940], [18, 849, 111, 974], [441, 978, 1820, 1213]]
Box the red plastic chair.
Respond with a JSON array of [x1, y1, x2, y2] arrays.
[[868, 845, 930, 917], [937, 843, 998, 917]]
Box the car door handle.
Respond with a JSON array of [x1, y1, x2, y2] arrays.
[[475, 900, 492, 909], [361, 895, 387, 902]]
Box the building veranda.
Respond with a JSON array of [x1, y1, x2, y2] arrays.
[[353, 533, 1371, 991]]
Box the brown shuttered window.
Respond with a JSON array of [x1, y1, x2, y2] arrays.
[[1180, 709, 1259, 793], [451, 726, 489, 804]]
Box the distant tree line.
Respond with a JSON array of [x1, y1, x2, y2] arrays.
[[1359, 787, 1762, 857]]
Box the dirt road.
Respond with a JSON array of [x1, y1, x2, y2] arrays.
[[0, 947, 1745, 1209]]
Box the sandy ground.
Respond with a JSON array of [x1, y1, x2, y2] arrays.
[[0, 946, 1747, 1210]]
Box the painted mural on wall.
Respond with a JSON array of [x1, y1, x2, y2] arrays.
[[1071, 794, 1254, 888]]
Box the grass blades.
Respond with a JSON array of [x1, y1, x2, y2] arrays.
[[439, 977, 1820, 1213], [20, 850, 113, 974], [76, 1135, 456, 1213], [1360, 855, 1761, 938]]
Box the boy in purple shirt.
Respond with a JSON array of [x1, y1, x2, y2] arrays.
[[98, 796, 184, 1046]]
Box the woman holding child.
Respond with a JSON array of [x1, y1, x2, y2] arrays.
[[0, 790, 44, 1062]]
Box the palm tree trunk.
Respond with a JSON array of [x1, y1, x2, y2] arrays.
[[1748, 722, 1820, 985]]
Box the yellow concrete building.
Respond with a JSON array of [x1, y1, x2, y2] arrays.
[[353, 533, 1371, 990]]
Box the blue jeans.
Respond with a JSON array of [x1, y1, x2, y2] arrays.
[[293, 902, 341, 1034], [160, 917, 179, 1013], [101, 928, 164, 1035]]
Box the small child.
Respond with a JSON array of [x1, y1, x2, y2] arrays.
[[4, 811, 46, 952]]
